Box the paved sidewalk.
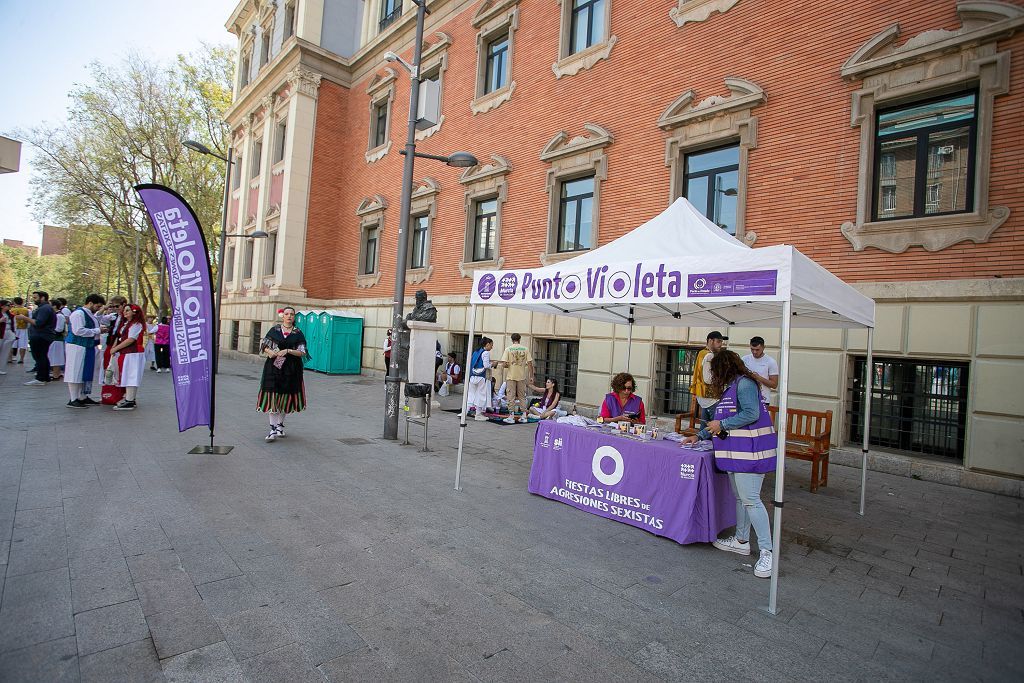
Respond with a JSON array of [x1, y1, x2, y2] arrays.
[[0, 359, 1022, 681]]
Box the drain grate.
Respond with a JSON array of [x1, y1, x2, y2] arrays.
[[336, 437, 372, 446]]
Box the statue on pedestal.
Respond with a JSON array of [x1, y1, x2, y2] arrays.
[[396, 289, 437, 382]]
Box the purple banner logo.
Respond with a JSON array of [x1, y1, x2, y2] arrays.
[[498, 273, 518, 300], [477, 273, 496, 300], [688, 270, 777, 298], [135, 185, 214, 432]]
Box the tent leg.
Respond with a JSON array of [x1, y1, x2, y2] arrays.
[[768, 299, 792, 616], [859, 327, 874, 516], [625, 323, 633, 369], [454, 303, 477, 492]]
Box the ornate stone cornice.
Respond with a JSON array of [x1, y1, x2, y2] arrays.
[[669, 0, 742, 28], [657, 77, 765, 130], [540, 124, 613, 162], [411, 178, 441, 200], [356, 195, 388, 216], [286, 67, 322, 99], [459, 155, 512, 184], [473, 0, 520, 28], [841, 1, 1024, 81], [366, 68, 397, 97]]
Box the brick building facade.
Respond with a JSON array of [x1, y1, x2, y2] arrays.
[[221, 0, 1024, 484]]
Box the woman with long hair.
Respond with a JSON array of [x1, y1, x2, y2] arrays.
[[108, 303, 147, 411], [682, 349, 778, 579], [599, 372, 646, 424], [527, 377, 564, 420], [257, 306, 309, 442]]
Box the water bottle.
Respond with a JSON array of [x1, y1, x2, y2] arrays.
[[650, 416, 659, 440], [571, 404, 578, 416]]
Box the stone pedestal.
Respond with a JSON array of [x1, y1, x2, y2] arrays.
[[407, 320, 443, 410]]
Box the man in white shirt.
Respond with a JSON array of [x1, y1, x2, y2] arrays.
[[742, 336, 779, 404]]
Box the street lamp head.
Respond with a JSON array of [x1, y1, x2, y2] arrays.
[[445, 152, 478, 168], [183, 139, 213, 156], [721, 188, 738, 197], [249, 230, 269, 239]]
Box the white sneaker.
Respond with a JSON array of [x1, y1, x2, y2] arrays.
[[517, 416, 528, 424], [23, 379, 47, 386], [265, 429, 277, 442], [474, 413, 489, 422], [275, 424, 286, 438], [712, 536, 751, 556], [502, 416, 515, 424], [754, 549, 773, 578]]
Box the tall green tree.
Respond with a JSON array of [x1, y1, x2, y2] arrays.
[[15, 44, 234, 314]]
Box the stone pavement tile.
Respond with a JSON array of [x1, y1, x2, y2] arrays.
[[271, 591, 365, 667], [0, 635, 79, 683], [6, 506, 68, 577], [79, 637, 164, 683], [176, 543, 241, 586], [217, 605, 294, 661], [146, 604, 225, 660], [16, 486, 63, 511], [917, 548, 986, 575], [161, 641, 245, 683], [241, 642, 327, 683], [789, 608, 879, 657], [318, 581, 391, 624], [126, 550, 184, 583], [134, 574, 203, 617], [69, 544, 126, 580], [72, 561, 138, 614], [849, 548, 914, 575], [114, 521, 171, 557], [196, 575, 269, 619], [736, 608, 826, 657], [0, 567, 74, 653], [630, 639, 745, 682], [341, 612, 476, 682], [461, 646, 541, 682], [74, 600, 150, 656]]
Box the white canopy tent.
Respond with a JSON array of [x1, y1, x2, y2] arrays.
[[455, 198, 876, 613]]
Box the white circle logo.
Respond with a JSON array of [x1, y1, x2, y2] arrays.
[[693, 278, 707, 291], [592, 445, 624, 486]]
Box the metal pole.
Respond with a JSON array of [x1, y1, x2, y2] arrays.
[[768, 299, 792, 615], [860, 327, 874, 516], [455, 303, 478, 491], [625, 305, 634, 369], [213, 147, 234, 376], [132, 232, 140, 302], [384, 0, 427, 440]]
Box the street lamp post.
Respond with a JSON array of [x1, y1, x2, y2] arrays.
[[382, 0, 479, 440]]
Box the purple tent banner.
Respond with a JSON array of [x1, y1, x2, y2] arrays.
[[688, 270, 777, 298], [135, 184, 214, 432], [528, 422, 735, 544]]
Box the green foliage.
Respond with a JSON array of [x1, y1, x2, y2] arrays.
[[14, 44, 235, 313]]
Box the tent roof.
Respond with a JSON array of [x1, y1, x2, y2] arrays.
[[469, 198, 874, 329]]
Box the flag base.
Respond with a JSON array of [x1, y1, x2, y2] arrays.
[[189, 445, 234, 455]]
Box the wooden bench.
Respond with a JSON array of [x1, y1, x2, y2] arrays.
[[673, 404, 833, 493]]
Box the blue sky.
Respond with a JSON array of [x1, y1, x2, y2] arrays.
[[0, 0, 238, 246]]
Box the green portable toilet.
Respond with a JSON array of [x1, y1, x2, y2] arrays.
[[320, 310, 363, 374], [296, 311, 321, 371]]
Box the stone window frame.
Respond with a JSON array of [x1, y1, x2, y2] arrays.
[[458, 155, 512, 277], [668, 0, 742, 28], [540, 124, 612, 265], [283, 0, 297, 40], [356, 195, 387, 288], [658, 77, 765, 245], [415, 33, 452, 141], [406, 178, 439, 284], [262, 218, 280, 282], [470, 0, 519, 115], [839, 2, 1020, 253], [239, 37, 254, 91], [365, 68, 396, 163], [552, 0, 617, 79]]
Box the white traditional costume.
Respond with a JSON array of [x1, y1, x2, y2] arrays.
[[64, 307, 102, 402]]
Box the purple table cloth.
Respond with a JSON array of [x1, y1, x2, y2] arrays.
[[528, 422, 736, 544]]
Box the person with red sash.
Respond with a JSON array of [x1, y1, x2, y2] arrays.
[[107, 303, 146, 411], [599, 372, 646, 424], [683, 350, 778, 579]]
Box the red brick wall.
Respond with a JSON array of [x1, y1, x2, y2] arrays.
[[303, 0, 1024, 300]]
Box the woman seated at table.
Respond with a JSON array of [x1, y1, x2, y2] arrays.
[[599, 372, 646, 424], [528, 377, 565, 420]]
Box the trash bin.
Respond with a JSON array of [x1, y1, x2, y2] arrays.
[[404, 383, 432, 418]]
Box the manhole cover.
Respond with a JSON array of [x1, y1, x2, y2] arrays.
[[337, 438, 372, 446]]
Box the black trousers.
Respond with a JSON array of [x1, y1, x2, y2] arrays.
[[154, 344, 171, 369], [29, 338, 52, 382]]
